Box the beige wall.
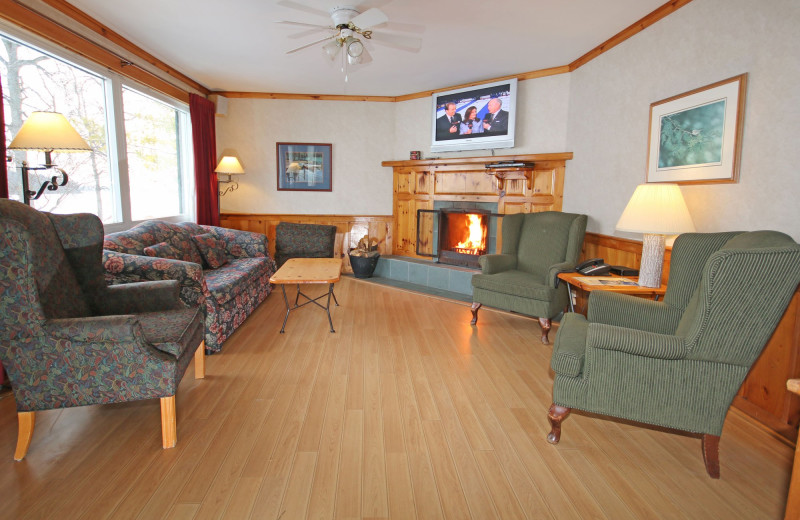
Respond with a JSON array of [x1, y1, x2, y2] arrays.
[[216, 98, 396, 215], [565, 0, 800, 241], [218, 0, 799, 240]]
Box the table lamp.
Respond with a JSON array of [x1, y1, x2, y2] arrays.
[[215, 155, 245, 197], [7, 111, 91, 205], [616, 183, 695, 288]]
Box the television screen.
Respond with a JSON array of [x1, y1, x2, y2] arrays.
[[430, 78, 517, 153]]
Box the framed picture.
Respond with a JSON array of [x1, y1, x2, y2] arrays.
[[276, 142, 332, 191], [646, 74, 747, 184]]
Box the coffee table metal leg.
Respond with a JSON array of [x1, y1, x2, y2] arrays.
[[294, 284, 301, 306], [280, 284, 291, 333], [326, 283, 335, 333]]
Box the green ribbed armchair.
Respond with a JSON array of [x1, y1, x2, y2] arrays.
[[470, 211, 587, 344], [547, 231, 800, 478]]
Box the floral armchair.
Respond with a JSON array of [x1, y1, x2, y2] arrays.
[[0, 200, 205, 460], [103, 220, 277, 353]]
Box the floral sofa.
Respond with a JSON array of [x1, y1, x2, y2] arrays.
[[103, 220, 277, 353]]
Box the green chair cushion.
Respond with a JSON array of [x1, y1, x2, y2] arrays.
[[471, 269, 553, 300]]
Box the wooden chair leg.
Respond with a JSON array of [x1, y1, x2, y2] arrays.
[[14, 411, 35, 461], [470, 302, 481, 325], [160, 396, 177, 449], [539, 317, 552, 344], [194, 340, 205, 379], [547, 403, 570, 444], [702, 434, 721, 479]]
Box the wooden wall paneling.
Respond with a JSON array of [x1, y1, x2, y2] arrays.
[[220, 214, 392, 273], [734, 289, 800, 441]]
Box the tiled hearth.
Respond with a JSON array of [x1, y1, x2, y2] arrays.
[[370, 255, 475, 301]]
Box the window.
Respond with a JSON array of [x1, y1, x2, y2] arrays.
[[1, 29, 194, 228], [123, 87, 190, 221]]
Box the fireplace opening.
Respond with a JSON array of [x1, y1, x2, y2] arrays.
[[438, 209, 489, 268]]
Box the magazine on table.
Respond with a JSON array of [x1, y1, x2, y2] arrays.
[[575, 276, 639, 286]]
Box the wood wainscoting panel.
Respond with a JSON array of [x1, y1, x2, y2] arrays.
[[219, 213, 393, 274], [583, 232, 800, 443]]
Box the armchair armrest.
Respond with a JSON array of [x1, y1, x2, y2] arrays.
[[44, 315, 142, 343], [588, 323, 687, 360], [479, 254, 517, 275], [205, 226, 268, 258], [549, 261, 577, 288], [102, 251, 205, 308], [587, 291, 683, 334], [100, 280, 182, 315]]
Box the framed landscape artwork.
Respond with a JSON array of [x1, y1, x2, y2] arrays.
[[646, 74, 747, 184], [276, 142, 332, 192]]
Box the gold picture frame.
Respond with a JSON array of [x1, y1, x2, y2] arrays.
[[646, 74, 747, 185]]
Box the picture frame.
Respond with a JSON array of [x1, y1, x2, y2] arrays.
[[646, 74, 747, 185], [276, 142, 332, 192]]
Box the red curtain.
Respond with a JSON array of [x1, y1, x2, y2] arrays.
[[189, 94, 218, 226], [1, 72, 8, 199]]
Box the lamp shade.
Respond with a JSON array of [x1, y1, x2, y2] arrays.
[[7, 111, 91, 151], [214, 156, 245, 175], [616, 183, 695, 235]]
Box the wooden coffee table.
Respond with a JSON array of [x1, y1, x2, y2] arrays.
[[269, 258, 342, 333]]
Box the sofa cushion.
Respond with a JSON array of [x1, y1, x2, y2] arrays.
[[192, 233, 228, 269], [204, 257, 268, 305], [104, 220, 204, 266], [144, 241, 182, 260], [471, 269, 554, 300]]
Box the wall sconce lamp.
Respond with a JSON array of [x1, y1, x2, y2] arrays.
[[215, 155, 245, 197], [7, 111, 91, 206], [616, 183, 695, 288]]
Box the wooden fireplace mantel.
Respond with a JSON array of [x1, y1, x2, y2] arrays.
[[383, 153, 572, 258]]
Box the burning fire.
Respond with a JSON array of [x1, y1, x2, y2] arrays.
[[454, 214, 487, 255]]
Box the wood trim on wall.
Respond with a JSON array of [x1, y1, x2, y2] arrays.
[[568, 0, 695, 71], [37, 0, 210, 96], [215, 0, 693, 101], [0, 0, 205, 102], [1, 0, 693, 103]]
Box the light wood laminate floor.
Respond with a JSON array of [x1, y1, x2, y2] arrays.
[[0, 276, 793, 519]]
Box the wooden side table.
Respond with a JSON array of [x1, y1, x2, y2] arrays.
[[557, 271, 667, 315]]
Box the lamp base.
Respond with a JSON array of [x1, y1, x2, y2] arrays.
[[638, 233, 665, 288]]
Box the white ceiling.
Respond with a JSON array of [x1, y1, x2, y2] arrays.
[[66, 0, 669, 97]]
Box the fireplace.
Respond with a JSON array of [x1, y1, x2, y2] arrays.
[[437, 209, 490, 268]]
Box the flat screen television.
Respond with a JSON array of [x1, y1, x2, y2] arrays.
[[430, 78, 517, 154]]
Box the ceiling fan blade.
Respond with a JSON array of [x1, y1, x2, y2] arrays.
[[350, 7, 388, 29], [286, 35, 336, 54], [286, 26, 333, 39], [277, 0, 330, 19], [370, 31, 422, 52], [381, 21, 426, 34], [276, 20, 331, 30]]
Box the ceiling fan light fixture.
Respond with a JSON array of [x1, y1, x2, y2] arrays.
[[346, 37, 364, 59], [323, 40, 340, 60]]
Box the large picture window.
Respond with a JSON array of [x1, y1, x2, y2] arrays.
[[1, 30, 194, 228]]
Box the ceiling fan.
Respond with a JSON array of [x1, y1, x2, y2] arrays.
[[277, 2, 422, 76]]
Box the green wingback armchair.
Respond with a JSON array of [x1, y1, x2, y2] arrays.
[[470, 211, 587, 343], [0, 200, 205, 460], [547, 231, 800, 478]]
